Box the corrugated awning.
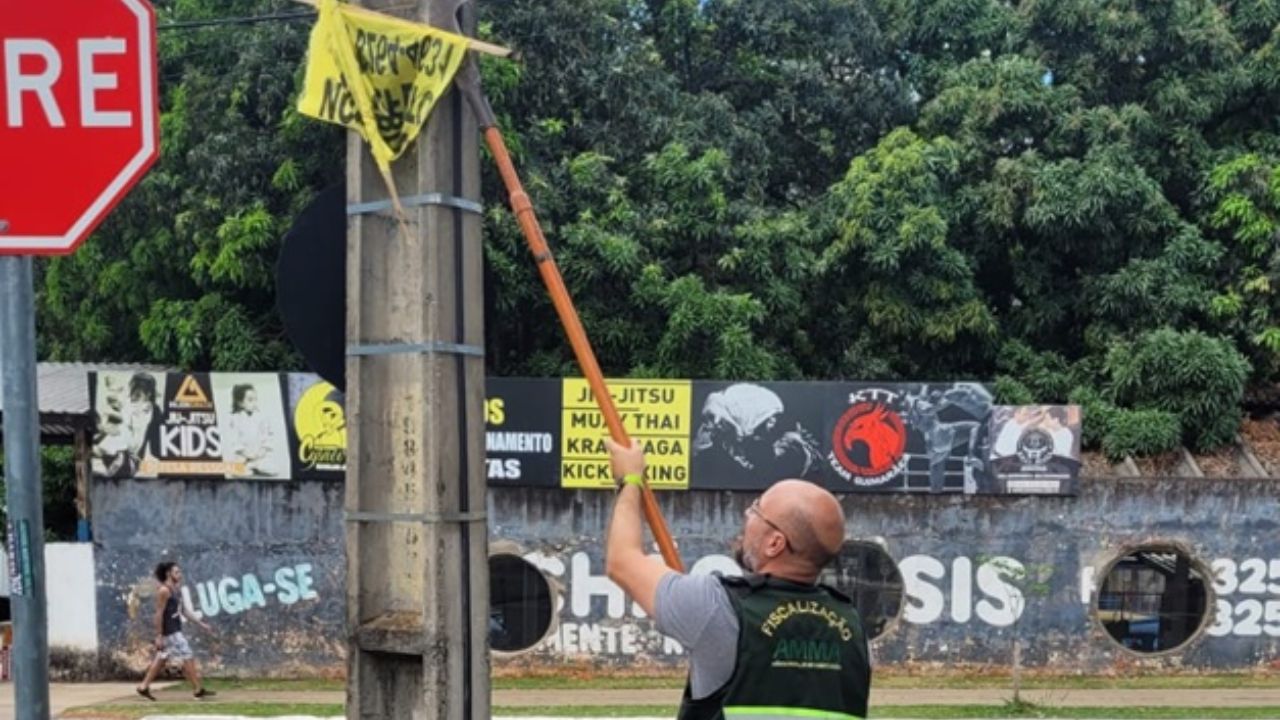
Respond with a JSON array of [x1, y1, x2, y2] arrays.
[[0, 362, 171, 440]]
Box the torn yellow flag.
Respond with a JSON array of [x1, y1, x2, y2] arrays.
[[298, 0, 469, 169]]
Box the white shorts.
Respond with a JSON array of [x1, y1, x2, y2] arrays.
[[158, 631, 194, 662]]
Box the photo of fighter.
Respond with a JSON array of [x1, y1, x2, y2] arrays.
[[691, 382, 823, 485], [901, 382, 993, 493], [91, 372, 166, 479], [209, 374, 292, 479]]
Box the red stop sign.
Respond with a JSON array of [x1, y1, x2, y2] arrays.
[[0, 0, 159, 255]]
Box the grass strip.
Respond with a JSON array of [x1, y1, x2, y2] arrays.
[[61, 702, 343, 719], [158, 673, 1279, 693], [491, 673, 1280, 691], [147, 678, 345, 694]]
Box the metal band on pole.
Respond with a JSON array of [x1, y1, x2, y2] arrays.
[[346, 193, 483, 217], [345, 511, 487, 524], [345, 341, 484, 358]]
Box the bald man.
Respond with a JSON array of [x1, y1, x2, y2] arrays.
[[604, 440, 871, 720]]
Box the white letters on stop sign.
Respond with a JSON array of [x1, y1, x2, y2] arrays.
[[4, 37, 133, 128], [3, 39, 61, 127]]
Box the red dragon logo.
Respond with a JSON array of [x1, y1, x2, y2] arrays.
[[831, 401, 906, 480]]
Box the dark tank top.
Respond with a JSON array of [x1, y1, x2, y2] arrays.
[[161, 590, 181, 636]]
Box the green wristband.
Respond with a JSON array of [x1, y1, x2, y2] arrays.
[[622, 473, 645, 488]]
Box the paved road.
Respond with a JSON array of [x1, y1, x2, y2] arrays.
[[19, 682, 1280, 717]]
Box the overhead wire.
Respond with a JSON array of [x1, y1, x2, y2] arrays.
[[157, 3, 421, 31], [158, 10, 315, 31]]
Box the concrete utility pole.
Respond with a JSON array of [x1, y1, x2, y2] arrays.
[[343, 0, 489, 716]]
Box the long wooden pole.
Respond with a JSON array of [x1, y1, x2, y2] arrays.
[[481, 125, 684, 573]]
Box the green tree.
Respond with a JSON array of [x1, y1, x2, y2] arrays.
[[835, 0, 1280, 450], [27, 0, 1280, 457], [816, 128, 997, 378], [1105, 328, 1250, 451], [1204, 153, 1280, 379], [479, 0, 909, 378], [37, 0, 343, 371], [0, 447, 79, 541]]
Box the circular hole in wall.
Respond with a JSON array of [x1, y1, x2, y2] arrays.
[[820, 540, 904, 640], [1094, 545, 1211, 655], [489, 553, 555, 653]]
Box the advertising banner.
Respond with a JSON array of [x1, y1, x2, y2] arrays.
[[988, 405, 1083, 495], [89, 373, 1079, 495]]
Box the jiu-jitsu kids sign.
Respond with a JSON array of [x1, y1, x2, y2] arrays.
[[90, 372, 290, 479]]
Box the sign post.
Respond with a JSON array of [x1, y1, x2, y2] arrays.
[[0, 257, 48, 719], [2, 1, 158, 716]]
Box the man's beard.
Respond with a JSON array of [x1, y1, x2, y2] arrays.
[[731, 535, 755, 573]]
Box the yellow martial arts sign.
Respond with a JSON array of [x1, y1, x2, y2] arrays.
[[298, 0, 469, 170]]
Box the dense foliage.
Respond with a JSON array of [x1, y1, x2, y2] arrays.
[[31, 0, 1280, 459]]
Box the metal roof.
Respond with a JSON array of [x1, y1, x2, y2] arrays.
[[0, 362, 171, 438]]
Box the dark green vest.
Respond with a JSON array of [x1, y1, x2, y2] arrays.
[[677, 575, 871, 720]]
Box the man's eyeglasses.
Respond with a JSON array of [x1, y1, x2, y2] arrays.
[[747, 498, 790, 549]]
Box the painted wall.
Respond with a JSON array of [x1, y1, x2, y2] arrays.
[[490, 478, 1280, 672], [48, 543, 99, 652], [90, 478, 345, 676], [90, 476, 1280, 676]]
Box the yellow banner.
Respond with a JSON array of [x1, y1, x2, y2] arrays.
[[560, 379, 693, 490], [297, 0, 469, 169]]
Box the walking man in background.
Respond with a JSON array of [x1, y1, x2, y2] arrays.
[[136, 561, 216, 701], [604, 439, 871, 719]]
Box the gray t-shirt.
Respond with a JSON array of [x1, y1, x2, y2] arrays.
[[654, 572, 739, 699]]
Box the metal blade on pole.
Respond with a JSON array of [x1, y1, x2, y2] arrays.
[[0, 256, 51, 720]]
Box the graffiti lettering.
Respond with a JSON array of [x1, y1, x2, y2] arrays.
[[1207, 599, 1280, 637], [1206, 557, 1280, 637], [552, 622, 641, 655], [900, 555, 1024, 627], [521, 550, 1028, 658], [1081, 556, 1280, 638], [572, 552, 627, 619], [182, 562, 319, 619]]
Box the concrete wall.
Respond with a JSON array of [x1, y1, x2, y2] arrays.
[[492, 478, 1280, 672], [90, 476, 1280, 676], [90, 478, 345, 677], [48, 543, 99, 652], [1, 543, 99, 653]]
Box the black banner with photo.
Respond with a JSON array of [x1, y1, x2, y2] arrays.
[[89, 374, 1079, 494], [988, 405, 1082, 495], [90, 372, 290, 479]]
